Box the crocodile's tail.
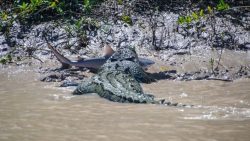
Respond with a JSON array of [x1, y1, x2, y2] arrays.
[[153, 99, 193, 107], [163, 101, 193, 107]]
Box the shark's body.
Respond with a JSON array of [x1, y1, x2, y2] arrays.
[[46, 42, 155, 70]]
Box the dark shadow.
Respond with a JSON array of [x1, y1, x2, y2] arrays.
[[148, 70, 177, 82]]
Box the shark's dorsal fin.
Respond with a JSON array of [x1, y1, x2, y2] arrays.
[[103, 44, 114, 57]]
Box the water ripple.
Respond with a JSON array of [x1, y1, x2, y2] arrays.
[[184, 106, 250, 120]]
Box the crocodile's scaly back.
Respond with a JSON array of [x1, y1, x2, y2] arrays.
[[101, 60, 154, 83], [73, 46, 158, 103], [107, 47, 139, 64], [73, 69, 162, 103], [103, 46, 154, 83], [73, 46, 192, 107]]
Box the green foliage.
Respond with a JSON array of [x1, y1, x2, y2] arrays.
[[73, 17, 99, 31], [83, 0, 103, 12], [50, 1, 57, 8], [177, 16, 185, 25], [207, 6, 213, 13], [177, 13, 198, 25], [0, 12, 8, 21], [216, 0, 230, 11], [0, 54, 12, 64], [16, 0, 51, 19], [18, 2, 29, 12], [209, 58, 215, 73], [84, 0, 91, 11], [192, 12, 199, 21], [0, 0, 105, 35], [30, 0, 43, 6], [117, 0, 123, 5], [121, 15, 132, 25], [199, 9, 204, 17], [185, 16, 192, 24], [177, 0, 229, 25]]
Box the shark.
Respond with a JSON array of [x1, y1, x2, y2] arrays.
[[46, 42, 155, 70]]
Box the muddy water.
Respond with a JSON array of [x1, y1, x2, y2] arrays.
[[0, 66, 250, 141]]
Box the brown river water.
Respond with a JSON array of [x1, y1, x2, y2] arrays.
[[0, 66, 250, 141]]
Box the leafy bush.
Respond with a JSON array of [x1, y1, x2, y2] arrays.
[[216, 0, 230, 11], [0, 54, 12, 64], [177, 0, 229, 25], [0, 0, 103, 31], [121, 15, 132, 25]]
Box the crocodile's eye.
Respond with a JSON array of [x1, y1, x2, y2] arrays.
[[115, 63, 119, 68], [124, 67, 130, 73], [126, 58, 135, 62]]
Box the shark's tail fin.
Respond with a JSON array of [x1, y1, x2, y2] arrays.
[[45, 39, 72, 69]]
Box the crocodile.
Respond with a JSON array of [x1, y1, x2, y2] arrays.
[[46, 41, 155, 70], [73, 46, 191, 106]]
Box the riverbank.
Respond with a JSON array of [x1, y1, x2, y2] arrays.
[[1, 1, 249, 83]]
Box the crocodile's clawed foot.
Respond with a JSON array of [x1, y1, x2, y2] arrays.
[[60, 81, 79, 87]]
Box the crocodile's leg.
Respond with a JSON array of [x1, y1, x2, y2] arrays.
[[60, 81, 79, 87]]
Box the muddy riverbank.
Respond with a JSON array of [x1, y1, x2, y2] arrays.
[[1, 5, 249, 82]]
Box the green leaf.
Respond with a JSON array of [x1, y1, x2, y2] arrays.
[[19, 2, 29, 11], [0, 12, 8, 21], [185, 16, 192, 24], [56, 7, 63, 14], [177, 16, 185, 24], [192, 12, 199, 21], [0, 58, 7, 64], [75, 18, 84, 29], [117, 0, 123, 5], [6, 54, 12, 62], [50, 2, 57, 8], [30, 0, 36, 5], [84, 0, 90, 7], [210, 58, 214, 65], [121, 15, 132, 25], [217, 0, 230, 11], [207, 6, 213, 13], [0, 54, 12, 64], [83, 0, 92, 12], [199, 9, 204, 17]]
